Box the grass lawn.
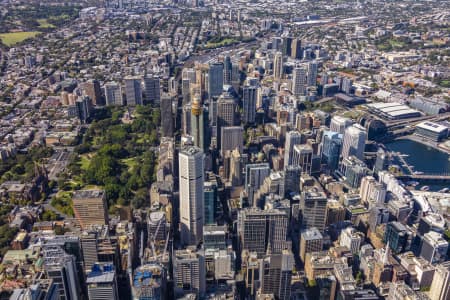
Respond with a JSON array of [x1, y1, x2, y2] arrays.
[[84, 184, 101, 190], [80, 155, 91, 171], [121, 157, 139, 171], [389, 39, 405, 48], [342, 111, 362, 119], [37, 19, 56, 29], [206, 38, 238, 49], [0, 31, 41, 46]]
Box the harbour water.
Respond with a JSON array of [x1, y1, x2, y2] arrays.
[[385, 139, 450, 191]]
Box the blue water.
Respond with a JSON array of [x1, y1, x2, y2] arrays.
[[385, 139, 450, 191]]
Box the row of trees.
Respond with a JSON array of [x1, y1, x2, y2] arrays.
[[0, 146, 54, 184]]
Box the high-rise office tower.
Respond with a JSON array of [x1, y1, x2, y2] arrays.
[[284, 131, 303, 168], [173, 248, 206, 297], [124, 76, 142, 106], [340, 156, 372, 188], [208, 62, 224, 99], [339, 227, 365, 254], [86, 263, 119, 300], [182, 69, 195, 103], [160, 94, 174, 137], [273, 52, 283, 80], [104, 82, 123, 106], [369, 206, 390, 232], [43, 246, 81, 300], [292, 67, 307, 97], [259, 249, 294, 300], [80, 231, 99, 273], [242, 85, 257, 124], [221, 126, 244, 156], [292, 144, 313, 175], [360, 176, 386, 207], [299, 227, 323, 263], [284, 165, 301, 194], [420, 231, 448, 265], [384, 222, 413, 254], [179, 147, 205, 246], [223, 56, 232, 85], [82, 79, 103, 106], [291, 38, 302, 59], [300, 189, 328, 232], [182, 103, 192, 135], [429, 261, 450, 300], [217, 93, 237, 148], [321, 131, 343, 173], [217, 93, 237, 127], [330, 116, 352, 135], [231, 64, 240, 89], [374, 148, 389, 174], [245, 163, 270, 206], [72, 190, 108, 230], [204, 181, 217, 225], [272, 37, 282, 51], [75, 96, 93, 124], [341, 124, 367, 160], [230, 149, 245, 186], [295, 113, 312, 131], [341, 77, 353, 94], [148, 211, 167, 249], [326, 200, 346, 226], [307, 61, 318, 86], [238, 208, 289, 257], [144, 75, 161, 105], [282, 36, 293, 57]]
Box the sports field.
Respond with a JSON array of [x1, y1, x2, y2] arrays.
[[0, 31, 41, 46]]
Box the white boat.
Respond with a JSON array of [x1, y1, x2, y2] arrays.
[[420, 186, 430, 191], [438, 188, 449, 193]]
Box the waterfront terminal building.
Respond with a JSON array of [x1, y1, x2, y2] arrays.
[[415, 121, 449, 142]]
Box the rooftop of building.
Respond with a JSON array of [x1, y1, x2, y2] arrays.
[[86, 264, 116, 284], [416, 121, 448, 133], [72, 189, 105, 199], [133, 263, 164, 289], [301, 227, 323, 240]]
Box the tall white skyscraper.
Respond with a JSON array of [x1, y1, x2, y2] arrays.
[[330, 116, 353, 135], [284, 131, 303, 168], [179, 147, 205, 246], [273, 52, 283, 80], [341, 124, 367, 160], [292, 67, 307, 97]]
